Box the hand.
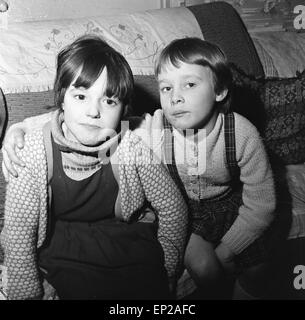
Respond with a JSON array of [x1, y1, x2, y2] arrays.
[[1, 125, 26, 180], [138, 205, 156, 223], [215, 242, 236, 276]]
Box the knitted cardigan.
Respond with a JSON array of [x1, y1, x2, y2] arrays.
[[1, 111, 188, 300], [135, 110, 277, 255]]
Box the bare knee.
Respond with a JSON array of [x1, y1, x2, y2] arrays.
[[185, 253, 216, 281], [184, 235, 222, 285]]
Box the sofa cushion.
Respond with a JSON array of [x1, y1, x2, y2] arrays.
[[230, 64, 305, 165], [283, 164, 305, 240]]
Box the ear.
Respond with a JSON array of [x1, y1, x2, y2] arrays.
[[215, 89, 228, 102]]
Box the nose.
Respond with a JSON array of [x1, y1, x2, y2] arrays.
[[171, 89, 185, 105], [86, 100, 101, 118]]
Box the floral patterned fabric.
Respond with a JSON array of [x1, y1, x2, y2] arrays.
[[230, 64, 305, 165], [0, 7, 202, 94]]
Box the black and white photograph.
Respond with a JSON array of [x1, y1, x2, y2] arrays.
[[0, 0, 304, 307]]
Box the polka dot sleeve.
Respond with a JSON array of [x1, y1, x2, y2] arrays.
[[136, 142, 188, 282], [1, 131, 48, 300]]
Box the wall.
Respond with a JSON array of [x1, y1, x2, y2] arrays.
[[162, 0, 303, 32], [167, 0, 206, 7], [4, 0, 163, 22], [201, 0, 303, 33]]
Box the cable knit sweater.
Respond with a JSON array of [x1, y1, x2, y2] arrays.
[[136, 110, 276, 255], [1, 110, 188, 300]]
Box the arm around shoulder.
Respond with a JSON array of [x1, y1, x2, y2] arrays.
[[1, 131, 47, 299]]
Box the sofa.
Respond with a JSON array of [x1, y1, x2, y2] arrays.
[[0, 1, 305, 299]]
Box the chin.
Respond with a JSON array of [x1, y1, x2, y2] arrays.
[[75, 135, 101, 147], [168, 118, 193, 130]]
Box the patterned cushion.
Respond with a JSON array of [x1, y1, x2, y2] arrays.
[[230, 64, 305, 165]]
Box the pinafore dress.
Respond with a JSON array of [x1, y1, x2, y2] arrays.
[[38, 136, 170, 299], [163, 112, 270, 271]]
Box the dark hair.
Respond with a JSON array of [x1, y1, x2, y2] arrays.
[[155, 37, 232, 113], [54, 34, 134, 109]]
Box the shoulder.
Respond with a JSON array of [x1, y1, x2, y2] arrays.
[[16, 128, 46, 167], [120, 129, 150, 152], [231, 113, 268, 162], [232, 112, 261, 140], [119, 129, 153, 162], [131, 110, 164, 151], [120, 129, 142, 146]]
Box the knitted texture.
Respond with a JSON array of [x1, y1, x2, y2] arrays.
[[135, 111, 276, 255], [117, 131, 188, 280], [231, 64, 305, 165], [1, 130, 48, 300], [1, 118, 188, 299], [51, 111, 120, 181]]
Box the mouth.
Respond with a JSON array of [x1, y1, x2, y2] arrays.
[[171, 111, 189, 118], [81, 123, 102, 130]]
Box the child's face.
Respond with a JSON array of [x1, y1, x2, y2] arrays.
[[158, 61, 226, 131], [62, 67, 124, 146]]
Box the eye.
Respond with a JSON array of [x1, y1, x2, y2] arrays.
[[75, 94, 86, 100], [160, 86, 172, 93], [185, 82, 196, 88], [105, 98, 118, 106]]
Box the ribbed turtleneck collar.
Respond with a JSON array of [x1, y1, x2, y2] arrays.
[[51, 109, 121, 156], [50, 110, 122, 173]]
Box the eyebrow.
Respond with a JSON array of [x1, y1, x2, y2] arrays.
[[70, 85, 86, 91], [158, 74, 202, 82]]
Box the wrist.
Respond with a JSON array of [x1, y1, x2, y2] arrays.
[[215, 242, 235, 262]]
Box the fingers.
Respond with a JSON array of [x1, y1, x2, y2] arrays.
[[3, 139, 25, 166], [2, 159, 10, 182], [15, 134, 25, 149], [2, 148, 18, 179], [1, 128, 26, 178]]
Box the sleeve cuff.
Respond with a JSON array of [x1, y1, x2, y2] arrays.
[[220, 218, 257, 255]]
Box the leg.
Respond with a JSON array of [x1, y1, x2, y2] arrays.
[[184, 233, 229, 299]]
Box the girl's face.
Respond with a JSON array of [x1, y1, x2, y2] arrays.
[[158, 61, 227, 132], [62, 67, 124, 146]]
